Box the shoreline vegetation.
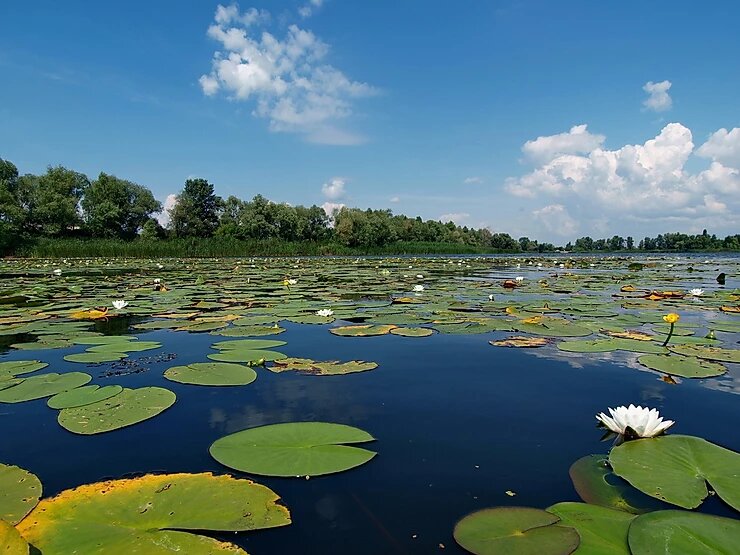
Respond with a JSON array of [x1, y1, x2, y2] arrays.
[[1, 158, 739, 258]]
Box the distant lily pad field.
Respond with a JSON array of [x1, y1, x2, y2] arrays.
[[0, 254, 738, 554]]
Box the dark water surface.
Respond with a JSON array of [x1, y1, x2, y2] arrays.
[[1, 321, 738, 553]]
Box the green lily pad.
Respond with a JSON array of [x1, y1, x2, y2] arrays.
[[547, 502, 634, 555], [0, 519, 28, 555], [219, 325, 286, 336], [0, 464, 42, 525], [453, 507, 580, 555], [164, 363, 257, 386], [210, 422, 377, 477], [207, 349, 286, 363], [568, 455, 665, 514], [71, 336, 138, 345], [87, 341, 162, 353], [63, 352, 128, 364], [557, 339, 667, 354], [330, 324, 396, 337], [211, 339, 287, 350], [16, 472, 290, 554], [47, 385, 124, 409], [637, 354, 727, 378], [609, 435, 740, 511], [57, 387, 176, 435], [0, 372, 92, 403], [389, 327, 434, 337], [0, 360, 48, 378], [513, 317, 592, 338], [0, 378, 24, 391], [628, 510, 740, 555], [667, 344, 740, 363]]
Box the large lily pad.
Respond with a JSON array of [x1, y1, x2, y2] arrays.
[[557, 339, 667, 354], [628, 510, 740, 555], [57, 387, 177, 434], [16, 472, 290, 554], [568, 455, 665, 514], [0, 360, 47, 378], [609, 435, 740, 511], [0, 373, 92, 403], [210, 422, 377, 477], [207, 349, 286, 363], [636, 354, 727, 378], [329, 324, 396, 337], [164, 363, 257, 386], [453, 507, 580, 555], [47, 385, 124, 409], [547, 502, 634, 555], [63, 352, 128, 364], [0, 519, 28, 555], [0, 464, 42, 525]]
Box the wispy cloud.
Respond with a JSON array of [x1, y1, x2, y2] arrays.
[[321, 177, 346, 200]]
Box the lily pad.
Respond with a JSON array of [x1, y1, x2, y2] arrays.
[[389, 327, 433, 337], [329, 324, 396, 337], [557, 339, 667, 354], [0, 372, 92, 403], [207, 349, 286, 363], [210, 422, 377, 477], [270, 358, 378, 376], [16, 472, 290, 554], [490, 336, 548, 348], [628, 510, 740, 555], [47, 385, 124, 409], [211, 339, 287, 350], [57, 387, 177, 434], [0, 519, 28, 555], [609, 435, 740, 511], [667, 344, 740, 363], [453, 507, 580, 555], [547, 502, 634, 555], [0, 360, 47, 378], [0, 464, 42, 525], [164, 363, 257, 386], [568, 455, 666, 514], [636, 354, 727, 378], [87, 341, 162, 353], [63, 352, 128, 364]]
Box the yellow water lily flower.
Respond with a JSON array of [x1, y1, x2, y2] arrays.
[[663, 313, 680, 324]]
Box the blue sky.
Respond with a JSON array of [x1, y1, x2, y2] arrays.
[[1, 0, 739, 241]]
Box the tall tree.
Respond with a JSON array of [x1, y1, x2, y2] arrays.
[[169, 178, 222, 238], [22, 166, 88, 236], [82, 173, 161, 238]]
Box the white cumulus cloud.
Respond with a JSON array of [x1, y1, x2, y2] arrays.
[[299, 0, 324, 18], [643, 80, 673, 112], [322, 177, 346, 200], [199, 3, 376, 145], [505, 122, 740, 237], [522, 124, 605, 164], [156, 194, 178, 227], [439, 212, 470, 225]]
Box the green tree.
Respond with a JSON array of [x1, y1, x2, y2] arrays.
[[21, 166, 89, 236], [169, 178, 222, 238], [82, 173, 161, 238], [140, 218, 166, 240]]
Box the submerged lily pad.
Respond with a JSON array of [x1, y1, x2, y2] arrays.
[[47, 385, 124, 409], [609, 435, 740, 511], [667, 344, 740, 363], [210, 422, 377, 477], [207, 349, 286, 363], [270, 358, 378, 376], [490, 336, 548, 348], [0, 372, 92, 404], [164, 363, 257, 386], [329, 324, 396, 337], [637, 354, 727, 378], [547, 502, 634, 555], [628, 510, 740, 554], [16, 472, 290, 554], [453, 507, 579, 555], [0, 519, 28, 554], [0, 464, 42, 525], [58, 387, 177, 434]]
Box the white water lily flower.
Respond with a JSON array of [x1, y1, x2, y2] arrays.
[[515, 276, 524, 282], [112, 300, 128, 310], [153, 278, 161, 284], [413, 285, 424, 292], [316, 309, 334, 317], [596, 404, 674, 438], [287, 279, 297, 286], [688, 288, 704, 296], [52, 269, 62, 276], [488, 294, 494, 301], [416, 274, 424, 279]]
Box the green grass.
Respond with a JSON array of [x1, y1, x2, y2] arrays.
[[9, 238, 503, 258]]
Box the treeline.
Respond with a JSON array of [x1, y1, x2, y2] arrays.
[[1, 157, 738, 256], [566, 232, 740, 252], [0, 157, 519, 254]]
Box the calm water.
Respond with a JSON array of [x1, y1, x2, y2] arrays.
[[1, 259, 739, 553]]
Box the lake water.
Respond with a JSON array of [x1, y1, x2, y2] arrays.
[[0, 254, 738, 553]]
